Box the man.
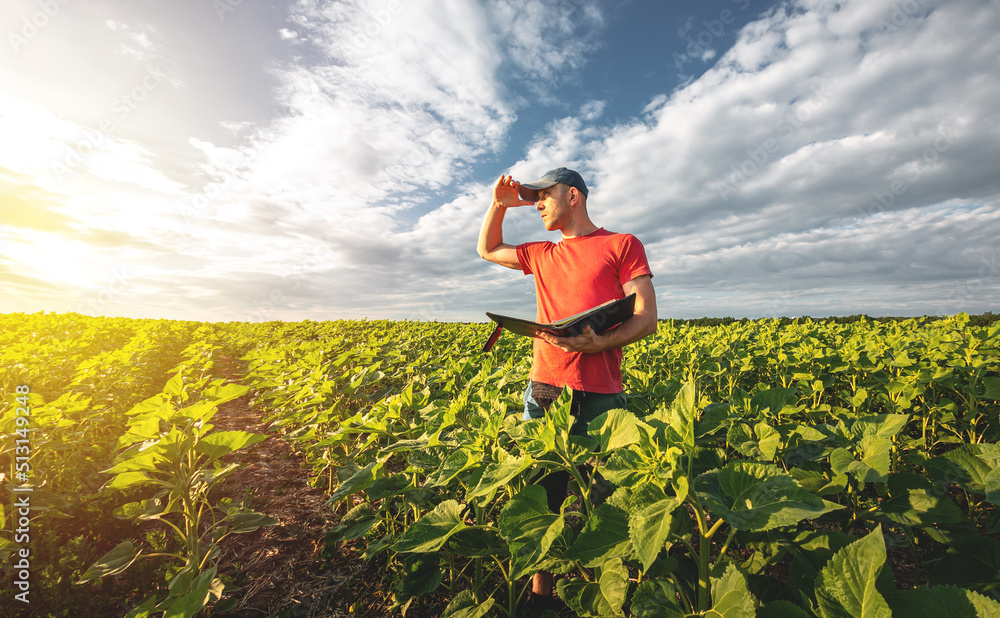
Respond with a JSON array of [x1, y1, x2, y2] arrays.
[[476, 167, 657, 608]]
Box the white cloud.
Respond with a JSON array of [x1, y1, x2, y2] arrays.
[[104, 19, 162, 62], [417, 0, 1000, 319], [572, 0, 1000, 316], [229, 0, 518, 205], [3, 0, 998, 321], [487, 0, 604, 86], [579, 100, 606, 121], [161, 0, 609, 318]]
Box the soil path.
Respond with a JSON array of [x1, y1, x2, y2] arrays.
[[209, 356, 390, 617]]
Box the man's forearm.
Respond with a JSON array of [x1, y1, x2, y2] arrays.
[[479, 175, 529, 269], [594, 310, 657, 351], [477, 201, 507, 258]]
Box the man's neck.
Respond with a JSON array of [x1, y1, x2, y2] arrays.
[[560, 222, 600, 239]]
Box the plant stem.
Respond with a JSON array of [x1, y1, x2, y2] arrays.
[[706, 518, 725, 539], [716, 528, 736, 565], [687, 496, 713, 611], [488, 554, 516, 618], [474, 505, 484, 595], [905, 527, 921, 588], [698, 525, 711, 611], [144, 552, 186, 561], [447, 552, 456, 595]]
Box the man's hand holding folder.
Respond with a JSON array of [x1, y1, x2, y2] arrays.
[[481, 294, 636, 352]]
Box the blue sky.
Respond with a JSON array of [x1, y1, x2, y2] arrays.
[[1, 0, 998, 322]]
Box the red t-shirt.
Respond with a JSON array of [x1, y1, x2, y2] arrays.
[[516, 228, 653, 394]]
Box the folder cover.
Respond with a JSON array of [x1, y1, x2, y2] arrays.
[[482, 294, 636, 352]]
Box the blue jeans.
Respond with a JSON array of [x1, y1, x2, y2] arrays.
[[522, 381, 627, 512], [522, 381, 628, 436]]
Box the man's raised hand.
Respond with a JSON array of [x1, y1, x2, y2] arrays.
[[493, 175, 536, 208]]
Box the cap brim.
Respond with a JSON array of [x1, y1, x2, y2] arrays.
[[517, 186, 538, 202], [517, 180, 556, 202]]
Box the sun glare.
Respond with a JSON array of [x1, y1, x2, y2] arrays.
[[9, 231, 110, 290]]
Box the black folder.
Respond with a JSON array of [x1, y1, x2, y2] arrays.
[[481, 294, 636, 352]]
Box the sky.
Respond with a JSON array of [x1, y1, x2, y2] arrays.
[[1, 0, 998, 323]]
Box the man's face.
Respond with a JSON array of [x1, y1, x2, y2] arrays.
[[535, 184, 571, 231]]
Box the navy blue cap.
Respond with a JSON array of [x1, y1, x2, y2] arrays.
[[517, 167, 589, 202]]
